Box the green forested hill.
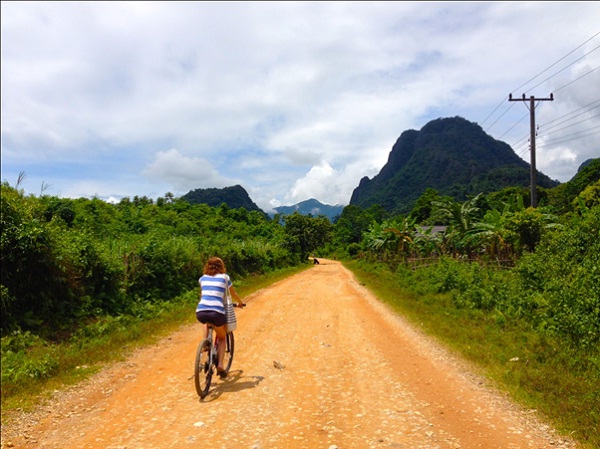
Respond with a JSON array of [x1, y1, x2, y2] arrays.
[[180, 184, 265, 214], [350, 116, 560, 214]]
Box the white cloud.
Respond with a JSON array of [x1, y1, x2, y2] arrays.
[[2, 2, 600, 208], [289, 162, 336, 203], [141, 148, 239, 193], [287, 160, 373, 207]]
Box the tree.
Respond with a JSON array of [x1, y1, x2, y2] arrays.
[[463, 193, 525, 261], [465, 209, 512, 261], [282, 212, 332, 262], [432, 193, 484, 256], [503, 207, 561, 254], [1, 183, 72, 330], [409, 188, 444, 223], [333, 204, 386, 248]]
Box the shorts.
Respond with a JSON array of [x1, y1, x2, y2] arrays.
[[196, 310, 227, 327]]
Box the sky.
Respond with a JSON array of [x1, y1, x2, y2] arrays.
[[2, 2, 599, 213]]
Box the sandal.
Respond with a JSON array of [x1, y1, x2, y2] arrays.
[[217, 368, 227, 378]]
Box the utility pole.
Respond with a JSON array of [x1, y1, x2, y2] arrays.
[[508, 93, 554, 207]]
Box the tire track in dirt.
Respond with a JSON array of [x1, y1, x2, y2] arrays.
[[1, 260, 578, 449]]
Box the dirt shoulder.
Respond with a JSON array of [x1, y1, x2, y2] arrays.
[[1, 260, 579, 449]]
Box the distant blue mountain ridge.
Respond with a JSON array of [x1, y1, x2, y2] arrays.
[[179, 185, 342, 221], [271, 198, 344, 222]]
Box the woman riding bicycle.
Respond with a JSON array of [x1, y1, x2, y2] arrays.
[[196, 257, 245, 378]]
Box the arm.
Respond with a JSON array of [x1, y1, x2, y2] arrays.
[[229, 285, 245, 307]]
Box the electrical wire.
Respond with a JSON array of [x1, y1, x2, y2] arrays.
[[542, 112, 600, 136], [483, 32, 600, 139], [542, 125, 600, 146], [511, 31, 600, 94], [484, 102, 517, 131], [526, 47, 600, 92], [540, 99, 600, 128], [497, 111, 528, 140], [553, 66, 600, 93]]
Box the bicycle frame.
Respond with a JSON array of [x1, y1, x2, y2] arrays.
[[194, 324, 235, 398]]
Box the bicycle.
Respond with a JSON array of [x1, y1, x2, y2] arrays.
[[194, 304, 243, 398]]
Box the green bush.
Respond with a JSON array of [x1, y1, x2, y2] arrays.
[[515, 205, 600, 348], [1, 181, 309, 336], [1, 331, 60, 387]]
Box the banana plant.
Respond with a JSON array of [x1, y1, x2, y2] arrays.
[[465, 208, 513, 261], [363, 217, 416, 262], [432, 193, 483, 256]]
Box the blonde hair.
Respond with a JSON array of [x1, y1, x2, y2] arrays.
[[203, 257, 226, 276]]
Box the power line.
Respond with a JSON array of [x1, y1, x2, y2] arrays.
[[511, 133, 530, 151], [542, 125, 600, 146], [526, 46, 600, 92], [540, 99, 600, 127], [553, 65, 600, 93], [497, 111, 528, 140], [542, 112, 600, 136], [483, 32, 600, 137], [507, 98, 596, 149], [484, 102, 517, 131], [480, 98, 508, 127], [512, 140, 530, 159], [511, 31, 600, 94]]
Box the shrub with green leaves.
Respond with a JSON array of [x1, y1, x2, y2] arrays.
[[1, 330, 60, 388], [515, 205, 600, 348], [1, 180, 313, 336]]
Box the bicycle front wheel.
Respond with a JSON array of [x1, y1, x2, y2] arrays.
[[222, 332, 235, 373], [194, 338, 213, 398]]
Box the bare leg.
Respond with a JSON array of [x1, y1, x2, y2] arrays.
[[214, 325, 228, 370]]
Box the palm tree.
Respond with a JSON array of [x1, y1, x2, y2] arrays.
[[432, 193, 483, 257], [363, 217, 416, 263], [465, 209, 513, 262]]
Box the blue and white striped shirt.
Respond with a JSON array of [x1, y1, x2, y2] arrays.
[[196, 273, 231, 314]]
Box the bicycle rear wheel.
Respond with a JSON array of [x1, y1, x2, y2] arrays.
[[222, 332, 235, 373], [194, 338, 213, 398]]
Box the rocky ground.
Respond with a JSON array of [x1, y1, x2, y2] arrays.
[[1, 260, 579, 449]]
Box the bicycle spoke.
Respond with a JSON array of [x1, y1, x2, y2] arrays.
[[194, 338, 213, 397], [222, 332, 235, 373]]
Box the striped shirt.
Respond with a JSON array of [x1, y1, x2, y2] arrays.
[[196, 273, 231, 314]]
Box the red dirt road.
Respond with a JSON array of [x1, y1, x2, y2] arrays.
[[1, 260, 578, 449]]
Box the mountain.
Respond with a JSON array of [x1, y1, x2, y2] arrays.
[[577, 158, 599, 173], [179, 187, 344, 221], [350, 116, 560, 214], [559, 157, 600, 200], [180, 185, 265, 213], [272, 198, 344, 222]]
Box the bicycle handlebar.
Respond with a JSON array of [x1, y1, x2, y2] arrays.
[[233, 303, 246, 308]]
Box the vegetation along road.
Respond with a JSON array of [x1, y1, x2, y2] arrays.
[[1, 260, 579, 449]]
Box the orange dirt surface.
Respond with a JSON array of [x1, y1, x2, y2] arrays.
[[1, 260, 579, 449]]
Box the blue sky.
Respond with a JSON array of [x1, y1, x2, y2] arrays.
[[2, 2, 599, 213]]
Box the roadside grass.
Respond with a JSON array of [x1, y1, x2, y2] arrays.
[[1, 264, 309, 419], [343, 259, 599, 449]]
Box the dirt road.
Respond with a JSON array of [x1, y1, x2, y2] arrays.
[[2, 260, 579, 449]]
